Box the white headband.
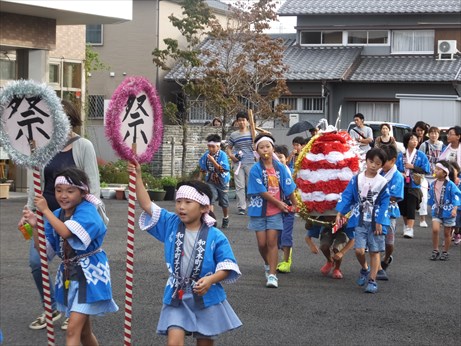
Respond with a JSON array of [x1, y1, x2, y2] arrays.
[[55, 176, 103, 207], [55, 176, 88, 191], [435, 163, 450, 178], [207, 141, 221, 146], [255, 136, 274, 149], [176, 185, 216, 227]]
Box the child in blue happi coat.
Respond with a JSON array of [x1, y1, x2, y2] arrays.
[[336, 148, 390, 294], [199, 133, 231, 229], [377, 145, 404, 280], [428, 160, 461, 261], [129, 161, 241, 346], [21, 167, 118, 345], [247, 134, 297, 288]]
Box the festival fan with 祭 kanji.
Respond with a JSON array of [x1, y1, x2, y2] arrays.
[[293, 127, 360, 230]]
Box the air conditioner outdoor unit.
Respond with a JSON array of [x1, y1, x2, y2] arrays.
[[437, 40, 458, 60]]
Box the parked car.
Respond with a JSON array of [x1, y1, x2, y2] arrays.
[[347, 121, 412, 153]]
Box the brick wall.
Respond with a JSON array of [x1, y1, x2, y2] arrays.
[[0, 13, 55, 50], [51, 25, 86, 60]]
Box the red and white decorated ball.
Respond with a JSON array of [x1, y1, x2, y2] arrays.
[[295, 131, 360, 214]]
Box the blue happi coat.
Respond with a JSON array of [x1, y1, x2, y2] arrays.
[[139, 203, 241, 308], [396, 150, 431, 188], [45, 200, 113, 304], [428, 180, 461, 219], [247, 160, 296, 217], [380, 165, 404, 219], [199, 149, 231, 186], [336, 173, 391, 233]]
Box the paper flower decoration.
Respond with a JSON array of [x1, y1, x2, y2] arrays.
[[0, 80, 70, 168], [294, 131, 360, 216], [105, 76, 163, 163]]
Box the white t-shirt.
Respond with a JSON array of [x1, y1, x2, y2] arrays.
[[349, 125, 373, 152]]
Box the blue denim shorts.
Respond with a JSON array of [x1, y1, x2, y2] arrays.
[[432, 217, 456, 227], [248, 213, 284, 231], [207, 183, 229, 208], [354, 223, 385, 253]]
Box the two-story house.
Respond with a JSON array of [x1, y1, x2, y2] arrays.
[[0, 0, 132, 191], [277, 0, 461, 129]]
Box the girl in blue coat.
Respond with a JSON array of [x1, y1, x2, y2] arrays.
[[247, 133, 297, 289], [21, 167, 118, 346], [428, 161, 461, 261], [129, 161, 241, 346]]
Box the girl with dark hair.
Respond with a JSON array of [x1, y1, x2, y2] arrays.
[[20, 167, 117, 345], [427, 160, 461, 261], [412, 121, 430, 150], [128, 161, 241, 346], [396, 133, 431, 239], [247, 133, 298, 288], [438, 125, 461, 167]]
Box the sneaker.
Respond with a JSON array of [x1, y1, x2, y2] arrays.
[[320, 261, 334, 276], [430, 250, 440, 260], [238, 208, 245, 215], [439, 251, 449, 261], [277, 261, 291, 273], [266, 274, 278, 288], [29, 310, 62, 330], [332, 269, 343, 279], [376, 269, 389, 281], [364, 279, 378, 293], [221, 217, 229, 229], [264, 264, 270, 279], [61, 318, 69, 331], [454, 234, 461, 245], [403, 228, 414, 239], [356, 268, 369, 286], [420, 220, 428, 228]]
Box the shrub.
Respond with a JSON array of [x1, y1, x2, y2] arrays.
[[161, 176, 178, 188]]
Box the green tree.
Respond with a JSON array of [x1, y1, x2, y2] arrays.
[[152, 0, 214, 177], [200, 0, 290, 138]]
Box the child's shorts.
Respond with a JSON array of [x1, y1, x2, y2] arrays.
[[248, 213, 283, 231], [305, 225, 322, 239], [278, 213, 295, 247], [385, 219, 396, 245], [319, 228, 348, 252], [354, 223, 385, 253], [432, 217, 456, 227], [208, 183, 229, 208]]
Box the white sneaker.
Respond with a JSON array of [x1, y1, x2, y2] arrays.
[[266, 274, 278, 288], [420, 221, 428, 228], [403, 228, 414, 239], [264, 264, 270, 279]]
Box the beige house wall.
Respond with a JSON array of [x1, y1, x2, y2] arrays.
[[50, 26, 86, 60]]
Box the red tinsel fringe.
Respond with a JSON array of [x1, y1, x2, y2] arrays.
[[300, 157, 359, 171], [296, 179, 349, 194], [304, 200, 338, 214]]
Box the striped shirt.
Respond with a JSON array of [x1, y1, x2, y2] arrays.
[[227, 130, 255, 165]]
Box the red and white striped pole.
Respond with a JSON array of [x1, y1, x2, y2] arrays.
[[33, 167, 56, 346], [123, 168, 136, 346]]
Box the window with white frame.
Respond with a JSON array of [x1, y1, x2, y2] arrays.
[[86, 25, 103, 45], [356, 102, 400, 122], [189, 99, 210, 123], [278, 97, 298, 110], [302, 97, 323, 112], [392, 30, 434, 53], [88, 95, 105, 119], [0, 57, 16, 81]]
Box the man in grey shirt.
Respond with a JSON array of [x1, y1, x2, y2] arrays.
[[349, 113, 373, 153]]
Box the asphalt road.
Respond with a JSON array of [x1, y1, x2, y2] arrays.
[[1, 195, 460, 345]]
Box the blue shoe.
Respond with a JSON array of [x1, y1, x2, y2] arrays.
[[376, 269, 389, 281], [365, 279, 378, 293], [356, 268, 369, 286]]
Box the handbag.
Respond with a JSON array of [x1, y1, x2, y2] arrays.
[[412, 172, 423, 185]]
